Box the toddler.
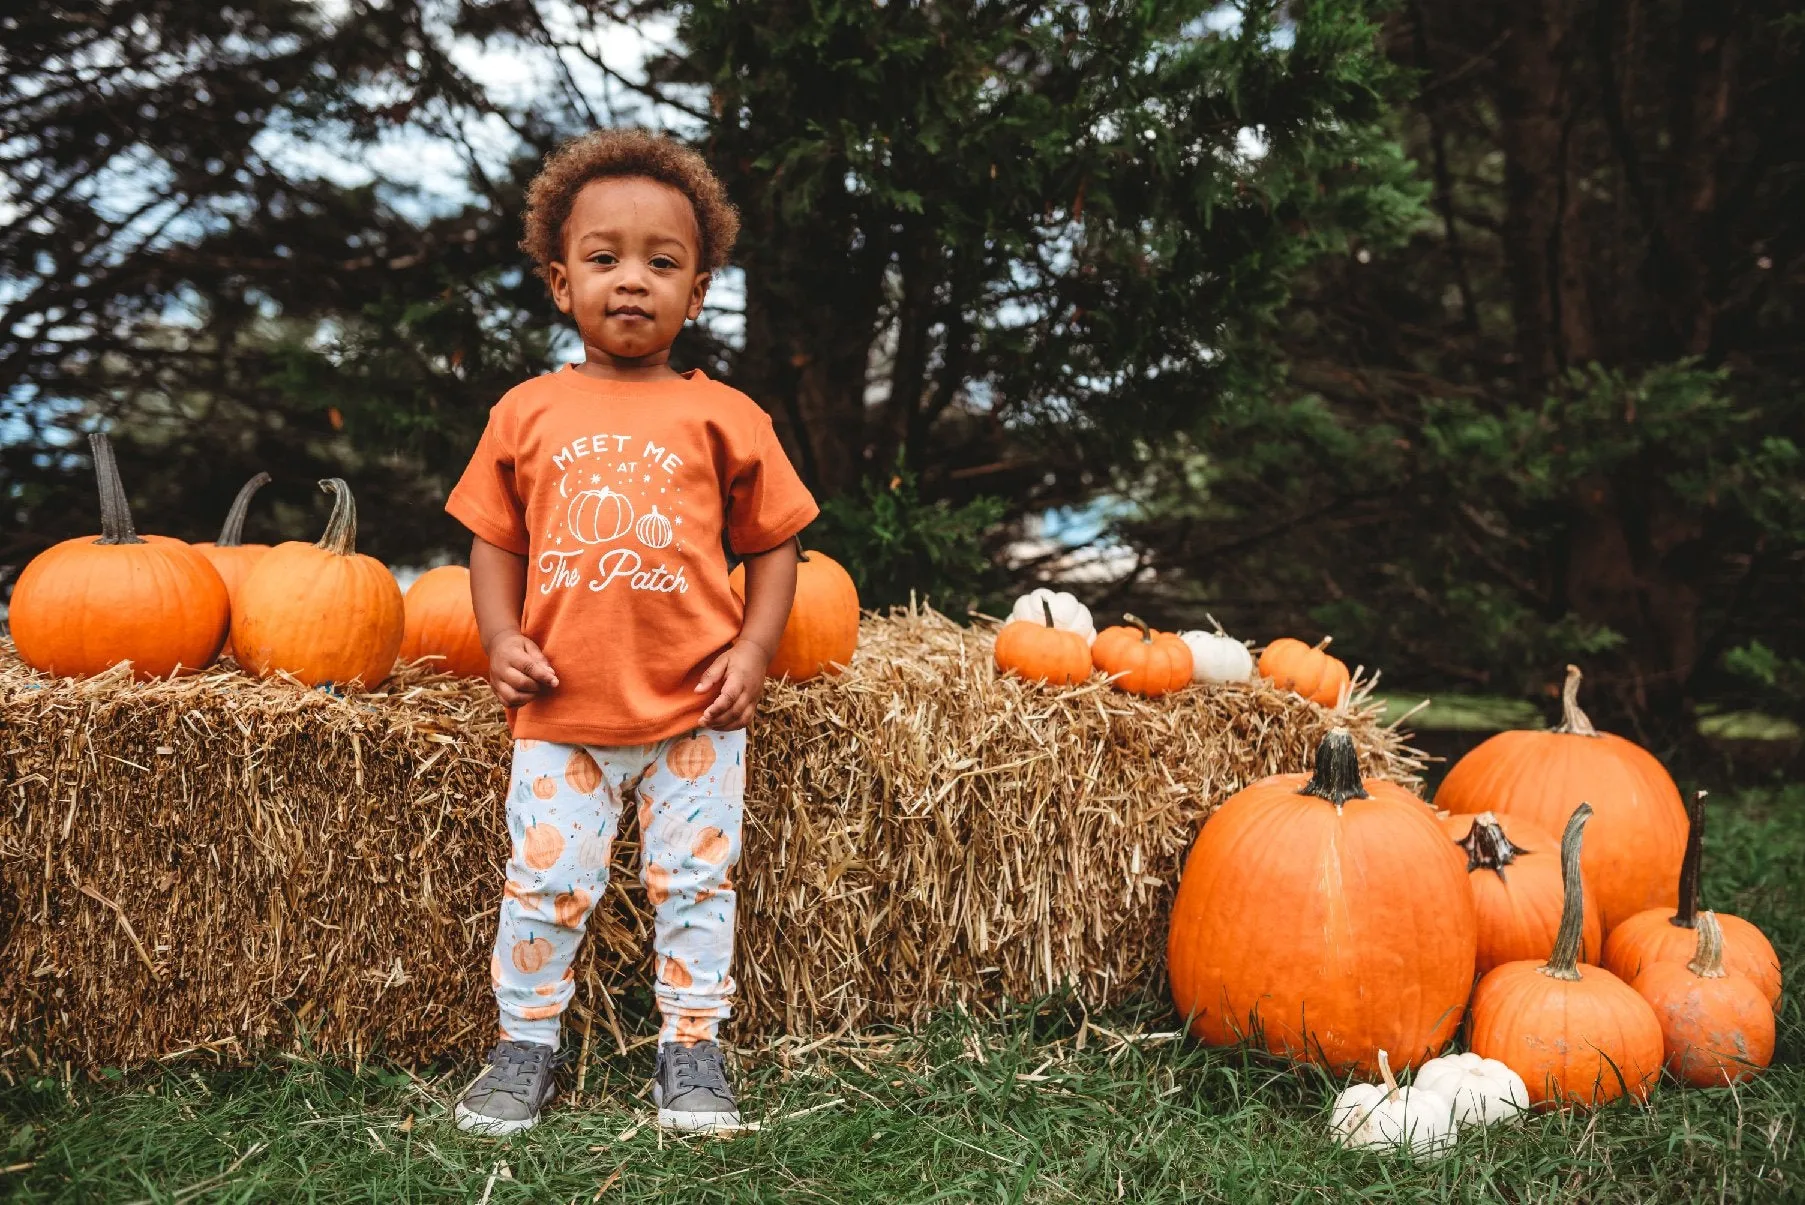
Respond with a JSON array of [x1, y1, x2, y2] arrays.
[[444, 130, 815, 1135]]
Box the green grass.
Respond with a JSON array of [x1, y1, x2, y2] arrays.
[[1369, 693, 1546, 732], [5, 787, 1802, 1204], [1696, 709, 1804, 744]]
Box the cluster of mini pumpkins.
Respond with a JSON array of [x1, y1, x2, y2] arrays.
[[992, 587, 1354, 704], [1165, 669, 1782, 1160], [8, 436, 866, 691]]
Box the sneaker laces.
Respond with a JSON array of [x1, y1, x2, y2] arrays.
[[668, 1043, 730, 1095], [478, 1040, 562, 1101]]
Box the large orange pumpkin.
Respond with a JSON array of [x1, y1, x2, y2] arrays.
[[231, 478, 404, 688], [10, 433, 229, 680], [994, 598, 1092, 686], [192, 472, 273, 663], [1257, 636, 1350, 707], [1091, 615, 1192, 696], [1440, 811, 1602, 974], [1603, 789, 1782, 1011], [1468, 804, 1665, 1108], [397, 565, 487, 678], [1168, 730, 1477, 1076], [728, 549, 859, 681], [1434, 665, 1687, 935], [1630, 911, 1774, 1086]]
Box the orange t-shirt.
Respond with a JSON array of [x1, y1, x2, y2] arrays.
[[445, 366, 818, 744]]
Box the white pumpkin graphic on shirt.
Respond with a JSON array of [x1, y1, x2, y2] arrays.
[[636, 505, 674, 550], [567, 486, 634, 545]]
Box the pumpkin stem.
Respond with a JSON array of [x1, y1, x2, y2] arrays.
[[1376, 1049, 1399, 1100], [1687, 911, 1727, 979], [1554, 664, 1599, 736], [1538, 802, 1593, 981], [1205, 612, 1227, 637], [1456, 811, 1531, 880], [1312, 636, 1334, 652], [315, 478, 358, 556], [89, 433, 144, 546], [1296, 729, 1371, 811], [1040, 598, 1057, 629], [1122, 613, 1153, 643], [215, 472, 272, 546], [1672, 789, 1706, 929]]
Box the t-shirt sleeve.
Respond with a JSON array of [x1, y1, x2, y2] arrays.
[[726, 414, 819, 555], [445, 403, 530, 555]]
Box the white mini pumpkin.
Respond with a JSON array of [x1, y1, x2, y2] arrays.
[[1329, 1050, 1457, 1161], [1414, 1052, 1530, 1127], [1178, 627, 1254, 683], [1008, 589, 1095, 645]]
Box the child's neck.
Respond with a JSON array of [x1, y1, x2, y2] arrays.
[[574, 347, 687, 384]]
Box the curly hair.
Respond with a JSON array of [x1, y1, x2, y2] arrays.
[[520, 128, 740, 282]]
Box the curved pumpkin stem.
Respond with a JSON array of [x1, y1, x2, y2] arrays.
[[89, 433, 144, 546], [1296, 729, 1372, 811], [1554, 665, 1599, 736], [1376, 1048, 1399, 1100], [1122, 613, 1154, 643], [1672, 789, 1706, 929], [1687, 911, 1727, 979], [1539, 802, 1593, 982], [216, 472, 272, 546], [1457, 812, 1531, 881], [315, 478, 359, 556]]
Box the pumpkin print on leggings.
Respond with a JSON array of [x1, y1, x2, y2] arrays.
[[490, 729, 746, 1050]]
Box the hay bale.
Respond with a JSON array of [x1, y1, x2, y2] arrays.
[[0, 607, 1425, 1066]]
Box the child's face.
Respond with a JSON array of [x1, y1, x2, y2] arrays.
[[548, 176, 710, 368]]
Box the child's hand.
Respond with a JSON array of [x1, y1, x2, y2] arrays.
[[488, 631, 559, 707], [695, 640, 772, 731]]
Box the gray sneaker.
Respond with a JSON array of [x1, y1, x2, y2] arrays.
[[454, 1040, 560, 1135], [654, 1041, 743, 1133]]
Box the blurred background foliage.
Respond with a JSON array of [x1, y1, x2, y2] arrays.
[[3, 0, 1803, 750]]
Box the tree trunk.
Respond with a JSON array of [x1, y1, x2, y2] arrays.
[[1496, 0, 1596, 388]]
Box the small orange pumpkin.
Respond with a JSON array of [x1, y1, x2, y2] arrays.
[[522, 821, 564, 870], [1091, 614, 1192, 696], [1440, 811, 1603, 974], [692, 826, 731, 863], [994, 598, 1092, 685], [1436, 665, 1688, 936], [1168, 730, 1476, 1076], [10, 434, 230, 680], [232, 478, 404, 688], [659, 955, 694, 989], [666, 731, 717, 780], [397, 564, 487, 678], [728, 549, 860, 681], [1468, 803, 1665, 1108], [1257, 636, 1350, 707], [1603, 789, 1782, 1011], [192, 472, 273, 663], [553, 886, 592, 928], [1630, 911, 1775, 1086], [511, 936, 554, 975], [565, 748, 604, 795]]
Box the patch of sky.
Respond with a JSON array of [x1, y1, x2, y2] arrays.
[[1036, 494, 1136, 544]]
